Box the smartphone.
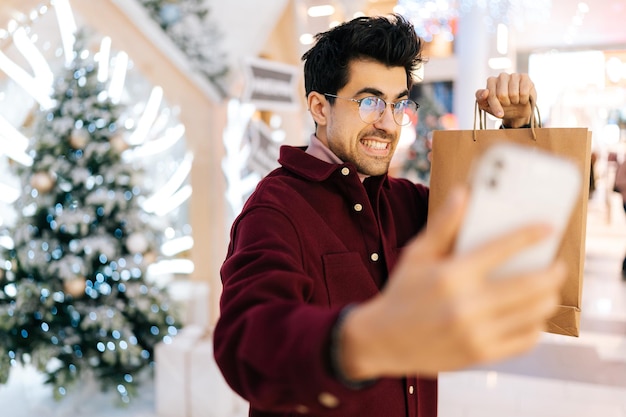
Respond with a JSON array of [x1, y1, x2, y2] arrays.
[[454, 142, 582, 279]]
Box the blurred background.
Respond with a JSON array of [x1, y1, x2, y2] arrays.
[[0, 1, 624, 416]]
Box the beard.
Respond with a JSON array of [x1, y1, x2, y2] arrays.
[[329, 128, 398, 177]]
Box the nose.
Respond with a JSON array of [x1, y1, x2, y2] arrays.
[[373, 102, 399, 132]]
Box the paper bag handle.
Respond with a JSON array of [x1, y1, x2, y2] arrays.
[[473, 96, 542, 141]]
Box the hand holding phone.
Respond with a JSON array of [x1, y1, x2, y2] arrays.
[[454, 142, 582, 279]]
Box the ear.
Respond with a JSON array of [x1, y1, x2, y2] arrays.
[[308, 92, 328, 126]]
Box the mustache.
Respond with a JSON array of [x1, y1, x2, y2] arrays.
[[359, 129, 396, 141]]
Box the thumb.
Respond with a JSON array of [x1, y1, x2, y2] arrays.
[[475, 89, 489, 101], [414, 186, 468, 258]]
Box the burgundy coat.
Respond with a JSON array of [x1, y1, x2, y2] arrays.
[[214, 145, 436, 417]]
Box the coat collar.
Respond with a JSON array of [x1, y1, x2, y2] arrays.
[[278, 145, 390, 190]]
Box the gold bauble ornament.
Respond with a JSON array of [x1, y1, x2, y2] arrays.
[[64, 277, 86, 297], [142, 251, 158, 266], [110, 135, 129, 153], [30, 172, 55, 193], [69, 128, 89, 149]]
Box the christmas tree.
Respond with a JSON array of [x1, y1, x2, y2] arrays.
[[0, 34, 181, 403], [401, 85, 448, 184]]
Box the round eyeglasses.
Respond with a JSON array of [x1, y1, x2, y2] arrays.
[[324, 93, 419, 126]]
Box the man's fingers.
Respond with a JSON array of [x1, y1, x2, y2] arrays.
[[414, 186, 468, 258], [475, 89, 489, 102], [486, 75, 509, 114], [477, 73, 536, 118], [484, 261, 567, 320], [505, 73, 521, 104], [477, 321, 545, 365], [461, 262, 566, 364], [459, 223, 554, 277], [517, 75, 535, 105], [477, 286, 561, 361]]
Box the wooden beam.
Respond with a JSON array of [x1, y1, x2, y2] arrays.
[[0, 0, 42, 29], [82, 0, 229, 328], [70, 0, 229, 328]]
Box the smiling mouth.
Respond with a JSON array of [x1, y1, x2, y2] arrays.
[[361, 139, 389, 151]]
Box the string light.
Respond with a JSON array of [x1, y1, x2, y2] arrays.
[[397, 0, 552, 42], [127, 86, 164, 145], [0, 1, 54, 49], [0, 26, 55, 109]]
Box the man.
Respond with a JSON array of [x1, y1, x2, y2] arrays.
[[214, 14, 565, 417]]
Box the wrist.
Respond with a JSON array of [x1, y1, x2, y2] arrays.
[[501, 118, 531, 129], [330, 305, 377, 388], [335, 302, 383, 381]]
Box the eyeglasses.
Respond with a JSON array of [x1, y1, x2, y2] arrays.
[[324, 93, 419, 126]]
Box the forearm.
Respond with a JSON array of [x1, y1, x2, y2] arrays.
[[214, 300, 357, 412]]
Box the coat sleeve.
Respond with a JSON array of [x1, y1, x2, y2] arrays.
[[213, 205, 379, 415]]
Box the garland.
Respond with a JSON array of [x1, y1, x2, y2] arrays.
[[137, 0, 229, 97]]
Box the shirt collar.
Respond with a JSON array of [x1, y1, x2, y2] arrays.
[[305, 134, 370, 182], [305, 134, 342, 164], [278, 144, 390, 189]]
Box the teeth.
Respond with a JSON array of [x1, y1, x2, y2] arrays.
[[362, 140, 388, 150]]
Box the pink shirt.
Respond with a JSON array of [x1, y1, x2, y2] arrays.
[[306, 134, 369, 182]]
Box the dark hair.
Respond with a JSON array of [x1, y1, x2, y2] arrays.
[[301, 14, 424, 99]]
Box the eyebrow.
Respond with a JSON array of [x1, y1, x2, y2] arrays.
[[354, 87, 409, 100]]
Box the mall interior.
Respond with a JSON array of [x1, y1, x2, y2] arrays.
[[0, 0, 625, 416]]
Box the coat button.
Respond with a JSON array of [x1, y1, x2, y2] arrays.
[[370, 252, 379, 262], [341, 167, 350, 176], [353, 203, 363, 212], [409, 385, 415, 395], [318, 392, 340, 408]]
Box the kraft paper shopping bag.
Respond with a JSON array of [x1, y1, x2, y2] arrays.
[[428, 102, 592, 337]]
